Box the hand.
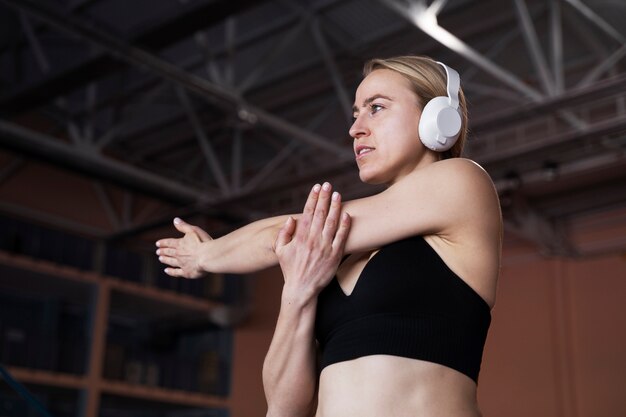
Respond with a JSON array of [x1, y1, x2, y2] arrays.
[[156, 217, 212, 278], [274, 183, 351, 302]]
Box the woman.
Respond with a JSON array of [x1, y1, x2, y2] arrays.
[[156, 56, 502, 416]]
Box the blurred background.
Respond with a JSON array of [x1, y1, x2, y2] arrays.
[[0, 0, 625, 416]]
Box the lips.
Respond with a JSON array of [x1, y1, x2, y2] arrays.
[[355, 145, 375, 159]]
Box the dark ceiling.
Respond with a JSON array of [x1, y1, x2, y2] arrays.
[[0, 0, 625, 256]]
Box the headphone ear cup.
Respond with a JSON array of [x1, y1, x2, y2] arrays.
[[418, 96, 462, 152]]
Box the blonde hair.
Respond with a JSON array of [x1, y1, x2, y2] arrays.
[[363, 56, 468, 159]]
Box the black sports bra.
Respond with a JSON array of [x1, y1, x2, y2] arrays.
[[314, 235, 491, 383]]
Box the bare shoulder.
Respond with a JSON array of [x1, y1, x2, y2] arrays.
[[424, 158, 495, 189], [409, 158, 501, 234], [435, 159, 497, 205], [397, 158, 499, 209]]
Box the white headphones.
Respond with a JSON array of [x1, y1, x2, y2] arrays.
[[418, 61, 462, 152]]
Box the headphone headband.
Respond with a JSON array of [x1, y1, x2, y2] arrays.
[[435, 61, 460, 109]]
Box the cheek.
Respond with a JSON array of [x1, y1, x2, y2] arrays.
[[395, 115, 421, 145]]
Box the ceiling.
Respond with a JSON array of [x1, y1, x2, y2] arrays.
[[0, 0, 625, 257]]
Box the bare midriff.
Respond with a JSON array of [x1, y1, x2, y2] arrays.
[[316, 355, 482, 417]]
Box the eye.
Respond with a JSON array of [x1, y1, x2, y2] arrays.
[[369, 103, 384, 115]]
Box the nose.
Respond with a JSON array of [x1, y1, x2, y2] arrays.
[[349, 114, 369, 139]]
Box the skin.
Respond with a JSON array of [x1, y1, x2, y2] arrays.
[[156, 68, 502, 417], [264, 184, 351, 417]]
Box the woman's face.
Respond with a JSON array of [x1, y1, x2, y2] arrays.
[[350, 69, 431, 185]]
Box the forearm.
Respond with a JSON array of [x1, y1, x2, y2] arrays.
[[263, 289, 318, 417], [200, 214, 291, 274]]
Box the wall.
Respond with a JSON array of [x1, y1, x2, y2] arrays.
[[479, 252, 626, 417], [230, 252, 626, 417], [230, 267, 282, 417]]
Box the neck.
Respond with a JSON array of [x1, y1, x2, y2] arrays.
[[385, 151, 440, 187]]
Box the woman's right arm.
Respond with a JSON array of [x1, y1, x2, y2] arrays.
[[263, 288, 319, 417], [263, 187, 350, 417]]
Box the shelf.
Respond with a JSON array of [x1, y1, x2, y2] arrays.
[[0, 250, 99, 284], [5, 366, 86, 390], [0, 250, 222, 314], [110, 278, 220, 314], [3, 367, 229, 409], [0, 249, 233, 416], [100, 380, 229, 409]]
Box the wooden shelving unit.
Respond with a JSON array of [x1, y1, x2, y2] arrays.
[[0, 251, 221, 314], [0, 249, 231, 417], [4, 366, 229, 409], [5, 366, 87, 390]]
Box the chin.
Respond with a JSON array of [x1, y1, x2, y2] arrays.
[[358, 169, 387, 185]]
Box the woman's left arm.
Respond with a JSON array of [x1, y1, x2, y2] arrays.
[[340, 158, 502, 251], [157, 159, 500, 276]]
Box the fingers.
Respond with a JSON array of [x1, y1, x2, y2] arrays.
[[155, 247, 176, 257], [156, 218, 212, 248], [174, 217, 210, 242], [156, 238, 179, 248], [164, 267, 185, 277], [158, 255, 180, 268], [332, 212, 351, 254], [310, 182, 332, 236], [172, 217, 194, 234], [274, 216, 296, 249], [299, 184, 321, 235], [321, 190, 342, 242]]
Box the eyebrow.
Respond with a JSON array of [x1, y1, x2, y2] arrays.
[[352, 94, 393, 114]]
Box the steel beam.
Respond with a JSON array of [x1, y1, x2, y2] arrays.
[[241, 142, 299, 193], [240, 97, 339, 193], [310, 18, 354, 124], [577, 43, 626, 88], [19, 11, 50, 74], [378, 0, 544, 101], [0, 0, 262, 114], [4, 0, 351, 157], [195, 31, 224, 85], [463, 81, 522, 102], [549, 0, 564, 93], [379, 0, 591, 131], [224, 17, 236, 88], [94, 82, 170, 150], [0, 120, 207, 204], [176, 87, 230, 194], [513, 0, 555, 95], [478, 116, 626, 165], [280, 0, 353, 123], [563, 0, 625, 45], [427, 0, 448, 16], [471, 73, 626, 132], [462, 27, 520, 82], [236, 20, 308, 94]]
